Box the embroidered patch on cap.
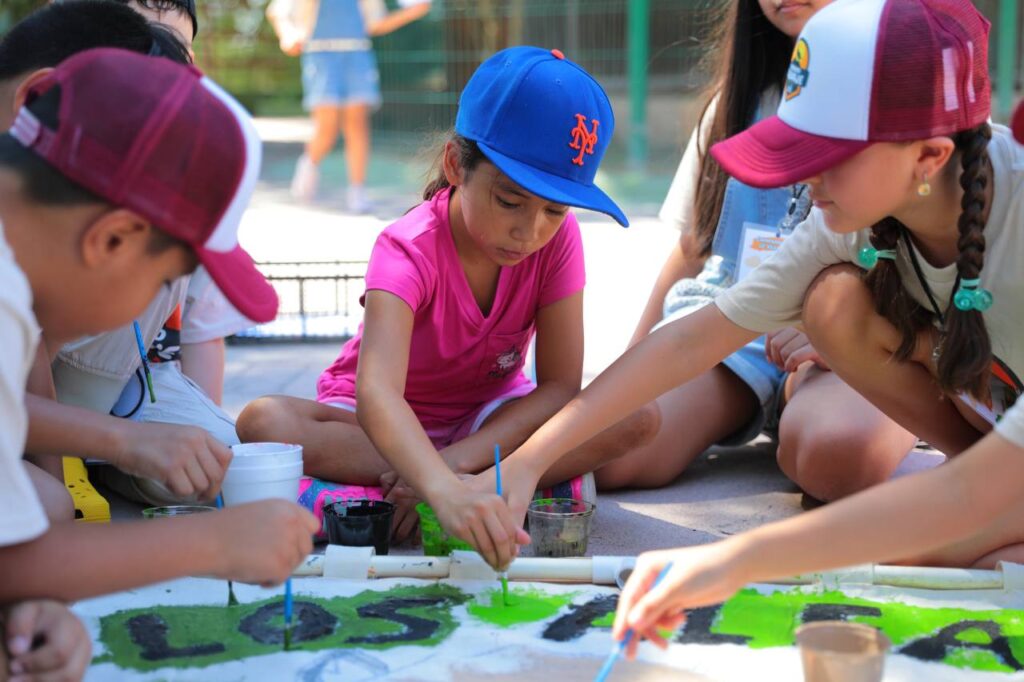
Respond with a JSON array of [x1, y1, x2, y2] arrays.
[[569, 113, 599, 166], [785, 38, 810, 101]]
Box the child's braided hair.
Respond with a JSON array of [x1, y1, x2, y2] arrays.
[[863, 122, 993, 398]]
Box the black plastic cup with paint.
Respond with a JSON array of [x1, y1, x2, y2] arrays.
[[324, 499, 395, 555]]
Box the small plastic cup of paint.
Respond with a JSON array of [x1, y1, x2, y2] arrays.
[[141, 505, 216, 519], [324, 499, 395, 555], [221, 442, 303, 506], [416, 503, 474, 556], [526, 498, 594, 558], [796, 621, 891, 682]]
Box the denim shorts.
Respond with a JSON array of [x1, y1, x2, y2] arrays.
[[655, 278, 786, 446], [301, 50, 381, 110]]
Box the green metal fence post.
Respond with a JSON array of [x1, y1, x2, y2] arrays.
[[627, 0, 650, 171], [996, 0, 1018, 121]]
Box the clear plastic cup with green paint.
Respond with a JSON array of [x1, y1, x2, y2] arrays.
[[416, 503, 474, 556]]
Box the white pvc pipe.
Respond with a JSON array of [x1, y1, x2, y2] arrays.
[[293, 553, 1015, 591]]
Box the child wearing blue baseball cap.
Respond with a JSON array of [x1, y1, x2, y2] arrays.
[[238, 46, 627, 569]]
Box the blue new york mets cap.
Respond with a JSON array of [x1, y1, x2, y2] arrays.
[[455, 46, 628, 227]]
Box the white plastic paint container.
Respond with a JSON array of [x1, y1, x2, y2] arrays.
[[221, 442, 303, 505]]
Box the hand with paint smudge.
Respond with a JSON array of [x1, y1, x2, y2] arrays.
[[212, 500, 319, 586], [3, 600, 91, 682], [612, 543, 749, 660], [109, 421, 233, 500]]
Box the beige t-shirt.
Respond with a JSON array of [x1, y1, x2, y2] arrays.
[[0, 220, 48, 546], [53, 278, 189, 413], [714, 124, 1024, 448]]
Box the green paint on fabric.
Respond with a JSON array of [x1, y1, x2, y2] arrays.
[[592, 612, 615, 628], [466, 588, 576, 628], [711, 589, 1024, 673], [96, 584, 467, 672], [956, 627, 993, 645]]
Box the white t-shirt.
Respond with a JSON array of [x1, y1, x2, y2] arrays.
[[181, 266, 253, 345], [0, 220, 48, 546], [714, 124, 1024, 448]]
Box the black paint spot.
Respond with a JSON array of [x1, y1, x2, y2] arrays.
[[801, 603, 883, 624], [675, 606, 752, 646], [345, 598, 448, 645], [899, 620, 1023, 670], [126, 614, 226, 661], [239, 600, 338, 645], [542, 595, 618, 642]]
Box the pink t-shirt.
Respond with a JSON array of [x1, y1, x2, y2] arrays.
[[317, 187, 585, 432]]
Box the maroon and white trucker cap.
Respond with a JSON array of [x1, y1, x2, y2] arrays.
[[710, 0, 991, 189], [8, 48, 277, 323]]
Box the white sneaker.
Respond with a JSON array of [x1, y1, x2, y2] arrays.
[[346, 184, 372, 214], [290, 154, 319, 202]]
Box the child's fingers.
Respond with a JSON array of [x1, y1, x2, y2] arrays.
[[612, 559, 661, 640], [183, 458, 211, 499], [480, 509, 515, 570], [5, 601, 43, 655], [166, 469, 194, 498], [197, 447, 226, 492], [210, 438, 233, 471], [468, 518, 500, 569]]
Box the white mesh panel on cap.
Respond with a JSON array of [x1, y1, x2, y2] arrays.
[[776, 0, 887, 142], [200, 76, 262, 253]]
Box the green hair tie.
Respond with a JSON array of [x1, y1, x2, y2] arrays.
[[858, 246, 897, 269], [953, 278, 993, 312]]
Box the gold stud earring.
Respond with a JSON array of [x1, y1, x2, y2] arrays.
[[917, 172, 931, 197]]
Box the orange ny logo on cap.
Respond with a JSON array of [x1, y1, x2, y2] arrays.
[[569, 113, 599, 166]]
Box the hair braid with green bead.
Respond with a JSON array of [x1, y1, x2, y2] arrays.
[[938, 123, 993, 398]]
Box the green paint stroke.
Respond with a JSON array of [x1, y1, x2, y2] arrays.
[[96, 584, 467, 672], [714, 589, 1024, 673], [467, 588, 576, 628]]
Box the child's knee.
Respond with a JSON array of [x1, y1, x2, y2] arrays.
[[26, 462, 75, 524], [778, 422, 900, 502], [802, 264, 874, 351], [236, 396, 289, 442]]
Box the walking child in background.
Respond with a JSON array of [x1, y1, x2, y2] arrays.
[[267, 0, 431, 212], [0, 48, 316, 603], [479, 0, 1024, 578], [589, 0, 917, 504], [238, 46, 628, 570]]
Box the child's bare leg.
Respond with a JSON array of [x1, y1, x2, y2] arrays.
[[25, 460, 74, 524], [802, 265, 981, 456], [306, 105, 342, 164], [545, 365, 759, 490], [236, 395, 390, 485], [777, 365, 918, 502], [340, 103, 370, 186]]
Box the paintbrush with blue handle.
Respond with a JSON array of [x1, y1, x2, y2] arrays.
[[283, 577, 293, 650], [495, 444, 510, 606], [594, 561, 675, 682]]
